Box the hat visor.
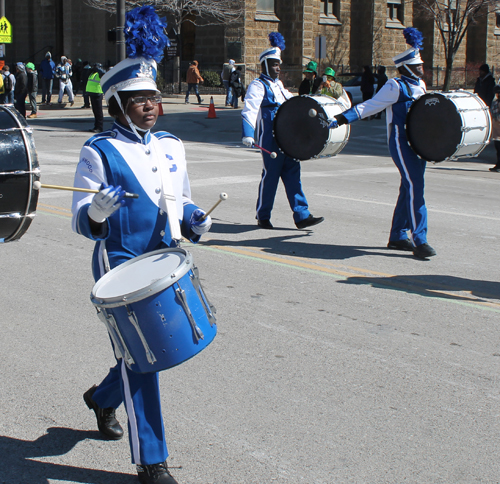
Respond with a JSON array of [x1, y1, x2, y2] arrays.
[[104, 79, 159, 102]]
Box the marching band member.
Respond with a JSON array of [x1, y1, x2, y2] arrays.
[[71, 7, 211, 483], [241, 33, 324, 230], [331, 28, 436, 259]]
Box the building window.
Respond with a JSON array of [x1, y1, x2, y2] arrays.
[[495, 11, 500, 35], [255, 0, 279, 22], [386, 0, 404, 28], [320, 0, 341, 25]]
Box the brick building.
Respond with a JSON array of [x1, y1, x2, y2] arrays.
[[1, 0, 498, 90]]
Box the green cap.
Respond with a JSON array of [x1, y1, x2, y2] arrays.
[[26, 62, 35, 70], [303, 61, 318, 74], [324, 67, 335, 77]]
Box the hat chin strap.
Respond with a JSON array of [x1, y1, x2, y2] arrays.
[[113, 92, 155, 140], [403, 64, 420, 80]]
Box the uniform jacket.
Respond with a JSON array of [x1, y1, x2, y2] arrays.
[[72, 121, 201, 280]]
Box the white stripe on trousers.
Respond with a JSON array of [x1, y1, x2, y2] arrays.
[[121, 359, 142, 465], [394, 124, 417, 244]]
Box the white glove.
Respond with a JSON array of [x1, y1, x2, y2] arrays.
[[190, 209, 212, 235], [88, 184, 126, 224], [242, 137, 254, 147]]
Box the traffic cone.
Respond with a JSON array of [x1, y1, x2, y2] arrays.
[[207, 96, 217, 119], [158, 101, 164, 116]]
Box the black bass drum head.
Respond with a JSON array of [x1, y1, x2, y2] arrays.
[[406, 93, 462, 162], [273, 96, 329, 161]]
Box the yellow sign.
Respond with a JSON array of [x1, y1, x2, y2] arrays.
[[0, 17, 12, 44]]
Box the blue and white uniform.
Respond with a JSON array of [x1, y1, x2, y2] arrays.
[[341, 75, 428, 246], [242, 73, 311, 224], [72, 121, 201, 466]]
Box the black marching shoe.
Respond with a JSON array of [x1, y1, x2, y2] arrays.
[[295, 214, 324, 230], [257, 219, 273, 229], [83, 384, 124, 440], [387, 239, 413, 251], [137, 461, 179, 484], [413, 243, 437, 259]]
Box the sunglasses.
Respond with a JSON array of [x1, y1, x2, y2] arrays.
[[129, 95, 163, 106]]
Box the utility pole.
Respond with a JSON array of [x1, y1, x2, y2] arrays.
[[116, 0, 126, 63]]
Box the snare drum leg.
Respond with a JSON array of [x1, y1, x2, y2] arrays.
[[175, 286, 204, 341], [96, 308, 135, 367], [190, 266, 217, 326], [126, 307, 157, 365]]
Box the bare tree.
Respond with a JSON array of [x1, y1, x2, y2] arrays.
[[84, 0, 243, 33], [412, 0, 496, 90]]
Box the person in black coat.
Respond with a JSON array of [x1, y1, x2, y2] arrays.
[[229, 65, 244, 109], [374, 66, 388, 119], [474, 64, 496, 107], [298, 61, 322, 96], [26, 62, 38, 118], [14, 62, 28, 117]]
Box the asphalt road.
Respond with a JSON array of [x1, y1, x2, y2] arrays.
[[1, 95, 499, 484]]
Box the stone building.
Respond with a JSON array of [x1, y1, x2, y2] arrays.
[[1, 0, 498, 90]]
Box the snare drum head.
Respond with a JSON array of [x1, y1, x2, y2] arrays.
[[92, 248, 191, 305], [274, 96, 333, 161], [406, 93, 462, 162]]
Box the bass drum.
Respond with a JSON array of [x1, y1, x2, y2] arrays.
[[273, 94, 350, 161], [406, 91, 491, 162], [0, 105, 40, 242]]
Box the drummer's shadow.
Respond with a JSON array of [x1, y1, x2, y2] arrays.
[[0, 427, 136, 483], [207, 221, 383, 260]]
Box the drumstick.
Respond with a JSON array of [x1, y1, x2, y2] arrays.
[[33, 181, 139, 199], [253, 143, 277, 159], [199, 192, 228, 221]]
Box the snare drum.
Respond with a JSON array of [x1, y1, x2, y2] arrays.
[[0, 105, 40, 242], [406, 91, 491, 162], [273, 95, 350, 161], [91, 248, 217, 373]]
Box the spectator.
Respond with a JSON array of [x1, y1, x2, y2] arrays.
[[319, 67, 343, 99], [298, 61, 321, 96], [55, 56, 74, 106], [14, 62, 28, 117], [2, 65, 15, 104], [86, 62, 106, 133], [184, 60, 204, 104], [221, 59, 234, 106], [488, 85, 500, 172], [80, 61, 92, 108], [474, 64, 495, 108], [360, 65, 375, 120], [229, 65, 243, 109], [374, 66, 388, 119], [26, 62, 38, 118], [39, 51, 55, 105]]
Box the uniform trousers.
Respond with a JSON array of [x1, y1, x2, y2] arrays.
[[388, 124, 427, 246]]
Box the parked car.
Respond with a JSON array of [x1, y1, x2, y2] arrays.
[[336, 72, 379, 105]]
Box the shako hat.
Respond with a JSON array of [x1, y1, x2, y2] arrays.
[[392, 27, 424, 67], [259, 32, 286, 65]]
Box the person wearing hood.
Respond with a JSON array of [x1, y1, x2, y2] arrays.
[[14, 62, 28, 117], [474, 64, 495, 108], [298, 60, 322, 96], [26, 62, 38, 118], [55, 55, 74, 106], [184, 60, 204, 104], [40, 51, 56, 105]]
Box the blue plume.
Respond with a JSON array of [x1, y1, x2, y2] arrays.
[[269, 32, 286, 51], [124, 6, 170, 62], [403, 27, 424, 50]]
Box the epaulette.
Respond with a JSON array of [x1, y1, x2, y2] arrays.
[[84, 130, 117, 147], [154, 131, 180, 142]]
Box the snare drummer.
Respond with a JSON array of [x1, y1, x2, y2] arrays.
[[71, 7, 210, 484], [242, 32, 324, 230], [331, 27, 436, 259]]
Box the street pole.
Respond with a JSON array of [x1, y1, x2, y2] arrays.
[[116, 0, 126, 63]]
